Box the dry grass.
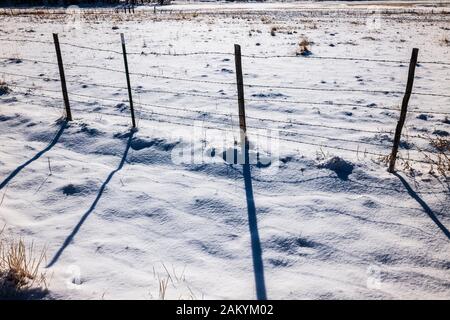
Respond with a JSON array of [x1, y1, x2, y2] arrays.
[[261, 16, 272, 24], [425, 136, 450, 178], [296, 38, 312, 56], [440, 35, 450, 46], [400, 134, 450, 179], [151, 263, 200, 300], [0, 227, 48, 299]]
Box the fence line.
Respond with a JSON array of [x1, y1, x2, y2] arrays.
[[9, 84, 230, 116], [290, 55, 450, 67], [246, 97, 450, 115], [2, 37, 450, 66], [9, 85, 437, 153], [5, 84, 399, 135], [4, 69, 450, 116], [2, 36, 449, 170], [2, 55, 449, 98], [1, 70, 129, 90], [6, 82, 441, 145], [34, 101, 437, 166], [12, 90, 432, 165]]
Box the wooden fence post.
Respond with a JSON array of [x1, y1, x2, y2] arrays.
[[388, 48, 419, 173], [120, 33, 136, 128], [52, 33, 72, 121], [234, 44, 248, 162]]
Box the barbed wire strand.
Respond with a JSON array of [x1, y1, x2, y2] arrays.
[[2, 56, 449, 97], [4, 70, 450, 116], [9, 85, 436, 150], [14, 93, 433, 165], [7, 83, 437, 143], [2, 37, 450, 66], [8, 83, 398, 136]]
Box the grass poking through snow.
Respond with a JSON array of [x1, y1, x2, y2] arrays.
[[0, 227, 49, 299]]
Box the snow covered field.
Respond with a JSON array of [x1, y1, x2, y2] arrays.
[[0, 1, 449, 299]]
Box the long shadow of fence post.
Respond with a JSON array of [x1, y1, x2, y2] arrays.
[[0, 122, 67, 191], [242, 147, 267, 300], [393, 172, 450, 240], [47, 130, 135, 267]]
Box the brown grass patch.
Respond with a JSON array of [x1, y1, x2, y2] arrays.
[[0, 227, 48, 299]]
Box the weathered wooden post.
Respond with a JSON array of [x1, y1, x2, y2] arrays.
[[53, 33, 72, 121], [388, 48, 419, 173], [120, 33, 136, 128], [234, 44, 248, 163]]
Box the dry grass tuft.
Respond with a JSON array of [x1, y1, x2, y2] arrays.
[[151, 264, 201, 300], [440, 35, 450, 46], [0, 227, 48, 299], [430, 136, 450, 152], [405, 135, 450, 179], [261, 16, 272, 24], [296, 38, 312, 56], [426, 136, 450, 178]]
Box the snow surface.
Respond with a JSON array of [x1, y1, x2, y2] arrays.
[[0, 2, 450, 299]]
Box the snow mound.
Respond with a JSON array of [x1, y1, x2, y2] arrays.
[[318, 156, 354, 180], [128, 136, 181, 166], [130, 137, 178, 152]]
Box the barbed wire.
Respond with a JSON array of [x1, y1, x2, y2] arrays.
[[134, 106, 399, 149], [246, 97, 450, 115], [292, 55, 450, 67], [0, 56, 59, 66], [8, 83, 395, 136], [9, 91, 388, 155], [6, 82, 441, 144], [4, 70, 450, 116], [9, 83, 233, 120], [0, 38, 52, 47], [9, 84, 436, 151], [12, 92, 434, 165], [1, 70, 129, 91], [2, 55, 450, 98], [62, 62, 443, 98], [136, 86, 404, 112], [3, 37, 450, 66], [135, 87, 402, 112], [2, 37, 450, 67], [1, 45, 448, 157]]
